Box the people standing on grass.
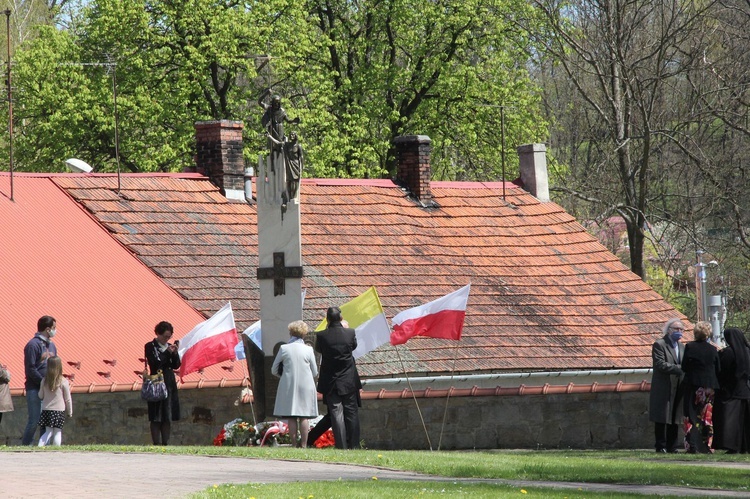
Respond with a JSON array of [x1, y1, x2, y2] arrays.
[[144, 321, 181, 445], [682, 321, 721, 453], [649, 318, 686, 453], [22, 315, 58, 445], [271, 320, 318, 448], [37, 356, 72, 446], [714, 328, 750, 453]]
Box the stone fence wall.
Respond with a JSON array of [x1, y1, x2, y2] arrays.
[[0, 389, 652, 449]]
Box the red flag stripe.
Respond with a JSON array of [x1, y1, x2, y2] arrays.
[[390, 309, 466, 345], [180, 328, 237, 377]]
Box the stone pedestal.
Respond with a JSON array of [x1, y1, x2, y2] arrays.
[[255, 152, 303, 417]]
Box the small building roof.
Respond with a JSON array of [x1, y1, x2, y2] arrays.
[[44, 172, 683, 380], [0, 174, 246, 394]]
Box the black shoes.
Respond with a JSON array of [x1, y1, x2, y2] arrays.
[[656, 448, 667, 453]]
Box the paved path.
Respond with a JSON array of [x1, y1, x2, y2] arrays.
[[1, 451, 749, 498]]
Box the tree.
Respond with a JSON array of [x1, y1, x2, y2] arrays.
[[530, 0, 717, 279], [5, 0, 547, 179], [300, 0, 547, 179], [7, 0, 315, 172]]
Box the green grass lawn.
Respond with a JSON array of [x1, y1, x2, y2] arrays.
[[192, 480, 691, 498], [9, 445, 749, 498]]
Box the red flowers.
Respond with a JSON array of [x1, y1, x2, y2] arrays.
[[213, 428, 226, 446], [314, 429, 335, 448]]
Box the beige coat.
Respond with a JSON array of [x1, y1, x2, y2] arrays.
[[0, 367, 14, 413]]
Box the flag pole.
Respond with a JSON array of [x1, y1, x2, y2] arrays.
[[394, 345, 433, 451], [240, 344, 257, 426], [437, 340, 460, 450]]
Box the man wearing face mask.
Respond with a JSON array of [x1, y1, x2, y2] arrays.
[[21, 315, 58, 445], [649, 318, 687, 453]]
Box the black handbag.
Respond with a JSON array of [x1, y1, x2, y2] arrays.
[[141, 370, 168, 402]]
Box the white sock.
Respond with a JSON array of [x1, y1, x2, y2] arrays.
[[38, 429, 52, 447], [52, 428, 62, 446]]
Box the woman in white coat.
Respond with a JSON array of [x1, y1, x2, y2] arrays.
[[271, 320, 319, 447]]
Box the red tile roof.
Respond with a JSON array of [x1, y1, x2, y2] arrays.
[[46, 173, 684, 380], [0, 174, 247, 394]]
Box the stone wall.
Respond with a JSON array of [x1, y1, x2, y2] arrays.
[[361, 392, 651, 450], [0, 390, 651, 449]]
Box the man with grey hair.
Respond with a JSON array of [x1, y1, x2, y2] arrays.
[[649, 318, 686, 453]]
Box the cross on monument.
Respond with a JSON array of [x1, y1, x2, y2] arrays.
[[257, 251, 303, 296]]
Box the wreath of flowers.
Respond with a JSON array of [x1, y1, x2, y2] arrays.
[[213, 418, 256, 447], [213, 419, 290, 446]]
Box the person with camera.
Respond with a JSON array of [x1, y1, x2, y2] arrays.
[[144, 321, 181, 445]]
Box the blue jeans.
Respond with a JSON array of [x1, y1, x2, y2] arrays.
[[21, 388, 41, 445]]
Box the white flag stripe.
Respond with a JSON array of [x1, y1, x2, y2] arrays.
[[353, 312, 391, 359], [178, 302, 235, 358]]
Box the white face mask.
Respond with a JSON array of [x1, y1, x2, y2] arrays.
[[48, 328, 57, 338]]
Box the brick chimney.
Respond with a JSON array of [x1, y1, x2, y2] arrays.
[[393, 134, 432, 204], [191, 120, 244, 196], [517, 143, 550, 202]]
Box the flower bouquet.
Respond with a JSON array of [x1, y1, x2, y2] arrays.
[[314, 429, 335, 448], [253, 420, 290, 446], [213, 418, 256, 446], [309, 415, 335, 448]]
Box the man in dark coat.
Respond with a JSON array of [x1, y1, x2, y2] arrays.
[[315, 307, 361, 449], [649, 318, 686, 453]]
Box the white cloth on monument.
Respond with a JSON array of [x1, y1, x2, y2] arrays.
[[271, 339, 319, 418]]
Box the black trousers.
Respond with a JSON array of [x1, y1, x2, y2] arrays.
[[307, 413, 331, 447], [654, 422, 679, 451]]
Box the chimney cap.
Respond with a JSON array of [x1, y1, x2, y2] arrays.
[[393, 135, 431, 145]]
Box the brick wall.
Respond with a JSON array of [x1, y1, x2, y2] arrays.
[[393, 135, 432, 203], [0, 390, 651, 449], [192, 120, 245, 193]]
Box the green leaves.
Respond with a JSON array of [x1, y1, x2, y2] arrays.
[[6, 0, 545, 179]]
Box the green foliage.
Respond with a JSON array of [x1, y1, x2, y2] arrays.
[[300, 0, 547, 179], [3, 0, 545, 178]]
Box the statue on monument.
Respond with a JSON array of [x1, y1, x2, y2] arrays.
[[258, 89, 303, 207], [283, 132, 303, 202]]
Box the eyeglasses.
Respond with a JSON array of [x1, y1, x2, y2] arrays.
[[669, 327, 685, 332]]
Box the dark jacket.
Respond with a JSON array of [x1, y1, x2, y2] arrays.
[[718, 329, 750, 400], [145, 340, 181, 393], [315, 323, 361, 397], [649, 334, 685, 424], [682, 340, 720, 389], [24, 333, 57, 390]]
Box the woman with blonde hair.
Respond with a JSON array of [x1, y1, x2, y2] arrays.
[[682, 321, 720, 453], [271, 320, 318, 447], [37, 356, 72, 446]]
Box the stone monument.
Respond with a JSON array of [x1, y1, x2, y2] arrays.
[[255, 89, 304, 417]]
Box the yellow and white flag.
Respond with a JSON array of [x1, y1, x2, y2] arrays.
[[315, 286, 390, 358]]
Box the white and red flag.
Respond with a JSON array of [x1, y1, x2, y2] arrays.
[[178, 302, 237, 378], [390, 284, 470, 346]]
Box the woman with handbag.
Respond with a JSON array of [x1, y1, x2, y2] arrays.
[[0, 362, 13, 424], [144, 321, 181, 445]]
